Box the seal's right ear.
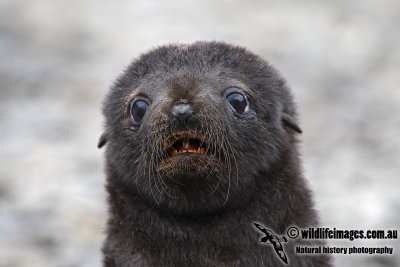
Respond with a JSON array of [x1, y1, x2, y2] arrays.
[[98, 132, 108, 148]]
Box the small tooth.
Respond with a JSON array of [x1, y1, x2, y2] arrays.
[[183, 139, 189, 149]]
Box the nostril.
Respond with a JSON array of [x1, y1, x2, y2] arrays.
[[172, 104, 193, 124]]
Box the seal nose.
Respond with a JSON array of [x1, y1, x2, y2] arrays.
[[172, 104, 193, 124]]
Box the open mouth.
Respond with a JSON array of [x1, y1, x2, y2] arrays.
[[168, 133, 207, 157]]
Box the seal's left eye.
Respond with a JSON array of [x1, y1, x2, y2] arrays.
[[130, 100, 149, 124], [226, 92, 248, 114]]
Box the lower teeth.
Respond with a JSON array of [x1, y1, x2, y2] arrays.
[[171, 147, 205, 155]]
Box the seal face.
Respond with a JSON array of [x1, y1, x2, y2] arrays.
[[100, 41, 301, 215]]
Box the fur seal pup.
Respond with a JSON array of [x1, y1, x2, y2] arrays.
[[99, 41, 331, 266]]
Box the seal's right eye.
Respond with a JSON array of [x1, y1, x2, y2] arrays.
[[130, 100, 149, 124]]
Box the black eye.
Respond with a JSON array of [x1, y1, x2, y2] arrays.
[[226, 92, 248, 114], [130, 100, 149, 124]]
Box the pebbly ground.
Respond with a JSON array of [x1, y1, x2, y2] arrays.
[[0, 1, 399, 266]]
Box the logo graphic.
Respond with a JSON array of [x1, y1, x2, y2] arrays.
[[253, 222, 289, 264]]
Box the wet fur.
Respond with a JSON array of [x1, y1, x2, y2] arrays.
[[99, 41, 331, 266]]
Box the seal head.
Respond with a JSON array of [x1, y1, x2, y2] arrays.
[[100, 42, 301, 215]]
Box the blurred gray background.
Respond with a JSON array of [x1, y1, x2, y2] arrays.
[[0, 0, 399, 266]]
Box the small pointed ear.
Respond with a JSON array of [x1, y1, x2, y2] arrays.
[[282, 114, 302, 134], [97, 132, 108, 148]]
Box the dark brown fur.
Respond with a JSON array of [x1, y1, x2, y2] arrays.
[[99, 41, 331, 266]]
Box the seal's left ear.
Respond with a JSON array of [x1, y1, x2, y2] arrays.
[[98, 132, 108, 148], [282, 114, 302, 134]]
